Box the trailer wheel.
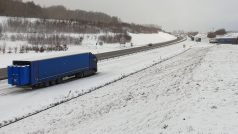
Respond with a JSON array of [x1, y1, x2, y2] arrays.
[[50, 80, 56, 86], [76, 73, 82, 78], [56, 78, 63, 84], [32, 84, 39, 89], [45, 82, 50, 87], [39, 83, 44, 87], [77, 73, 84, 78]]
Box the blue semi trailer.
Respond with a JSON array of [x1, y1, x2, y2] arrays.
[[8, 52, 97, 88], [216, 37, 238, 44]]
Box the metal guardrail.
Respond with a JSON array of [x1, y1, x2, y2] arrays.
[[96, 37, 185, 60], [0, 37, 185, 80]]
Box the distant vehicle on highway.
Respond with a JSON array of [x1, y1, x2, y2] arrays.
[[189, 36, 195, 41], [8, 53, 98, 88], [195, 37, 201, 42], [209, 38, 218, 44], [216, 37, 238, 44]]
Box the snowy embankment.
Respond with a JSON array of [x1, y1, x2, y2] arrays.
[[2, 43, 238, 134], [0, 39, 190, 128], [0, 32, 176, 68]]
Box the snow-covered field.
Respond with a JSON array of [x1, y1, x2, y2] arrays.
[[1, 42, 238, 134], [0, 32, 176, 68]]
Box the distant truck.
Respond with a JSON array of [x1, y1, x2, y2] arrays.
[[209, 38, 218, 44], [8, 52, 98, 88], [189, 36, 195, 41], [195, 37, 201, 42], [216, 37, 238, 44]]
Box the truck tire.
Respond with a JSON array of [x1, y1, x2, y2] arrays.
[[45, 82, 50, 87], [56, 78, 63, 84], [32, 84, 39, 89], [50, 80, 56, 86]]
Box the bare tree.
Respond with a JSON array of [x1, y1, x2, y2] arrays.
[[14, 47, 18, 53], [19, 46, 24, 53], [0, 25, 2, 38], [2, 42, 6, 54], [8, 47, 12, 54]]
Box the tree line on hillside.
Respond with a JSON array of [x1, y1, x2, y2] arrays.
[[187, 32, 199, 37], [0, 24, 2, 37], [98, 33, 132, 44], [27, 34, 83, 46], [2, 18, 159, 34], [0, 0, 161, 34], [0, 43, 68, 54], [0, 0, 115, 23], [4, 18, 100, 33]]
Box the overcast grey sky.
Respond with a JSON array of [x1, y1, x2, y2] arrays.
[[25, 0, 238, 32]]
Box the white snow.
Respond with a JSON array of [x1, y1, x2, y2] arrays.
[[0, 16, 9, 24], [0, 39, 192, 127], [0, 16, 50, 24], [129, 32, 176, 46]]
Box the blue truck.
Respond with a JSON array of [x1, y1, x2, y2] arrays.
[[8, 52, 97, 88], [216, 37, 238, 44]]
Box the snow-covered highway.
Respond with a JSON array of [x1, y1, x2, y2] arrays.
[[3, 42, 238, 133], [0, 39, 192, 127], [1, 40, 238, 133]]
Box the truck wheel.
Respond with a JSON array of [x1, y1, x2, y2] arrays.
[[32, 85, 39, 89], [39, 83, 44, 87], [50, 80, 56, 86], [45, 82, 50, 87], [56, 78, 63, 84], [76, 73, 81, 78]]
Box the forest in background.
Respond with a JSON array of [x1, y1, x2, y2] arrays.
[[0, 0, 162, 54], [0, 0, 161, 34]]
